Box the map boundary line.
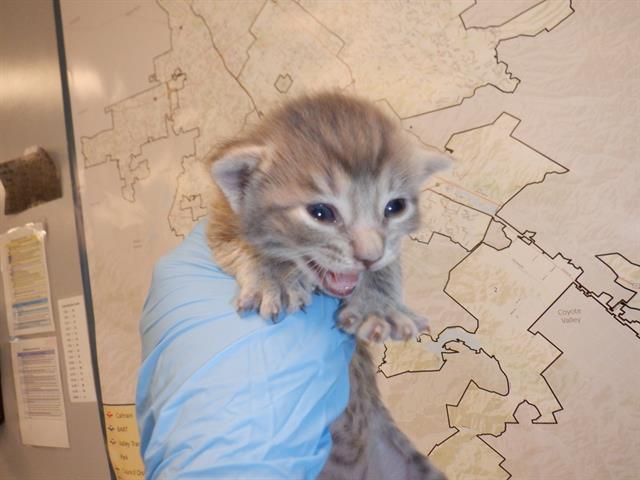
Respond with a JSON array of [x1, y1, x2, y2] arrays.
[[401, 0, 575, 120]]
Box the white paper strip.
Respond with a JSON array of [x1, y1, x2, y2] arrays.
[[58, 295, 97, 403]]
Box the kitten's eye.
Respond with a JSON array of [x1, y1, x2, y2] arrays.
[[307, 203, 337, 223], [384, 198, 407, 218]]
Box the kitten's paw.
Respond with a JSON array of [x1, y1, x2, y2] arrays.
[[235, 283, 282, 321], [338, 303, 429, 343], [235, 276, 313, 321]]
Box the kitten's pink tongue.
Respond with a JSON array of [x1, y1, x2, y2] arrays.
[[321, 270, 360, 298]]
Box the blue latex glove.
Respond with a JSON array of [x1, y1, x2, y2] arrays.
[[136, 220, 355, 480]]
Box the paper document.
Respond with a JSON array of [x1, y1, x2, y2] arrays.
[[58, 295, 97, 402], [1, 224, 55, 336], [11, 336, 70, 447], [104, 404, 145, 479]]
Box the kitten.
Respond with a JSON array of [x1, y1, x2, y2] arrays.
[[207, 92, 448, 479]]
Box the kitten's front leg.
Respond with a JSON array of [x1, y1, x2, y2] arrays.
[[209, 227, 313, 320], [338, 261, 428, 342]]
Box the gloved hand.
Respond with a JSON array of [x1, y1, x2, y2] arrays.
[[136, 220, 355, 479]]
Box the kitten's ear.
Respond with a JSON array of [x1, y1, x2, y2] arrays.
[[414, 146, 453, 182], [209, 144, 263, 212]]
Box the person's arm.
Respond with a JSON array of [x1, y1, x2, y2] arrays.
[[136, 220, 355, 479]]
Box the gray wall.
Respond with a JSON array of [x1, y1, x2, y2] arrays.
[[0, 1, 111, 478]]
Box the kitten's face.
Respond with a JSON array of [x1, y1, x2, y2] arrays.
[[210, 93, 449, 297], [241, 159, 424, 297]]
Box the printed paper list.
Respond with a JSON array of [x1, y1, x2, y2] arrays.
[[11, 336, 69, 447]]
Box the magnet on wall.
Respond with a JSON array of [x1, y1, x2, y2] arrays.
[[0, 146, 62, 215]]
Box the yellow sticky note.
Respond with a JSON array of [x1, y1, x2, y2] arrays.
[[103, 404, 144, 479]]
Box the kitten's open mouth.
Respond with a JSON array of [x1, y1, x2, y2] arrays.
[[308, 261, 360, 298]]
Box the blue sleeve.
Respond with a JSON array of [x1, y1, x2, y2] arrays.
[[136, 220, 355, 480]]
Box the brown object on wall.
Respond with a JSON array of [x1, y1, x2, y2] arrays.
[[0, 147, 63, 214]]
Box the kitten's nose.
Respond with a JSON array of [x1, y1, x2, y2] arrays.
[[351, 229, 383, 269], [355, 257, 379, 270]]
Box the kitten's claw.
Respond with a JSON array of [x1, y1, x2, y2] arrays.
[[259, 290, 282, 321], [285, 283, 312, 314], [399, 307, 431, 339], [235, 289, 261, 313]]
